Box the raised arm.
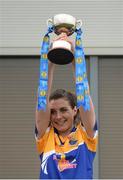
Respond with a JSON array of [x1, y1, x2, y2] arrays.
[[60, 34, 96, 138], [72, 60, 96, 138], [35, 61, 55, 138]]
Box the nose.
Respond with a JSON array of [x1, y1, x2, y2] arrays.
[[56, 111, 62, 119]]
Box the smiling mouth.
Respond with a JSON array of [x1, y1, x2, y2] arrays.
[[54, 120, 67, 126]]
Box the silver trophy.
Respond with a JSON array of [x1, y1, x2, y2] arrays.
[[47, 14, 82, 65]]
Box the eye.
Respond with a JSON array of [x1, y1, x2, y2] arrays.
[[60, 108, 68, 112], [51, 109, 56, 115]]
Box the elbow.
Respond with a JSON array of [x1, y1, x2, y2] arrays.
[[86, 121, 97, 139], [86, 130, 95, 139], [35, 111, 41, 128]]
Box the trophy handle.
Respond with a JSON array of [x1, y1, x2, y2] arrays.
[[76, 19, 82, 29], [47, 18, 53, 27]]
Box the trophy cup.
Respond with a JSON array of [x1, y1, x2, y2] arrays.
[[47, 14, 82, 65], [37, 14, 90, 112]]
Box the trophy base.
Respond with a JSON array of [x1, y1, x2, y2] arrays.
[[48, 48, 74, 65]]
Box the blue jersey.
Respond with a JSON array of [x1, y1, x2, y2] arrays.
[[35, 123, 98, 179]]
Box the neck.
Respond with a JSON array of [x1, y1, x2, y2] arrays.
[[58, 125, 74, 137]]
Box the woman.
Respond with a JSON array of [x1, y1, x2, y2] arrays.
[[35, 35, 98, 179]]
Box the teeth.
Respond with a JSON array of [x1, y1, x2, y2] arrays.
[[57, 122, 64, 125], [56, 120, 66, 126]]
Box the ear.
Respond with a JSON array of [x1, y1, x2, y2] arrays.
[[73, 106, 77, 116]]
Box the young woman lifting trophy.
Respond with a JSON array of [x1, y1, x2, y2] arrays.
[[35, 14, 98, 179]]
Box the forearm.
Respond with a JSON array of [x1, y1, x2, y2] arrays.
[[79, 97, 96, 138], [35, 61, 55, 138], [36, 61, 55, 109], [72, 60, 96, 138]]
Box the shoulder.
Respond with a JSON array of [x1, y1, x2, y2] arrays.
[[77, 123, 98, 152], [35, 126, 54, 154], [35, 126, 52, 141]]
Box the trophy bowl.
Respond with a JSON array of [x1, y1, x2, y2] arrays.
[[47, 14, 82, 35], [47, 14, 82, 65]]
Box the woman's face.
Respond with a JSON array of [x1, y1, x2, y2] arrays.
[[49, 98, 77, 136]]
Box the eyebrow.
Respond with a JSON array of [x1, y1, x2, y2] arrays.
[[50, 107, 68, 111]]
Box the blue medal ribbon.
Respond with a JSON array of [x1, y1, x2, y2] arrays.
[[37, 25, 90, 111], [75, 28, 90, 111], [37, 26, 54, 111]]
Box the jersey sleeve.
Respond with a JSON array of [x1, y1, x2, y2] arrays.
[[79, 123, 98, 152], [35, 126, 51, 154]]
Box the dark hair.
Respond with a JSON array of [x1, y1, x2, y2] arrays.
[[49, 89, 80, 125], [49, 89, 77, 109]]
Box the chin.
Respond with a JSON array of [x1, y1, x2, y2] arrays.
[[54, 125, 69, 134], [55, 126, 67, 132]]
